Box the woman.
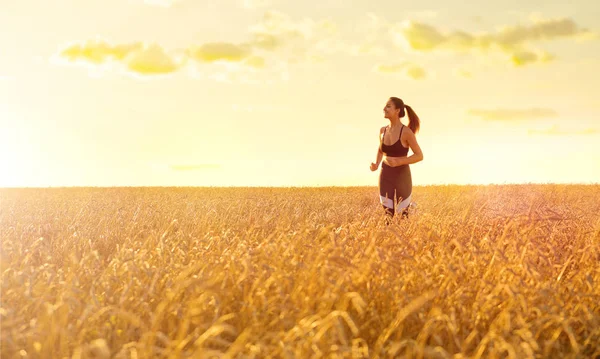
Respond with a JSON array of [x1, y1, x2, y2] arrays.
[[370, 97, 424, 223]]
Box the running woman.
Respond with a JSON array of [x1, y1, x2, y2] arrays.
[[370, 97, 424, 223]]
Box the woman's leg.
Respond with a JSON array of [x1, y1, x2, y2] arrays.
[[395, 165, 413, 219], [379, 169, 396, 224]]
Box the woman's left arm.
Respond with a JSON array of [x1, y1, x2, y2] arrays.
[[384, 130, 424, 167]]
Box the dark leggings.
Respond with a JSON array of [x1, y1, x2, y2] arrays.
[[379, 162, 412, 221]]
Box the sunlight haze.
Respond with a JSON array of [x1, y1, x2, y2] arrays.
[[1, 0, 599, 187]]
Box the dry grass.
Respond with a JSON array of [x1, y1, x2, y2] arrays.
[[1, 185, 599, 358]]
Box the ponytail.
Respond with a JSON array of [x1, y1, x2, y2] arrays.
[[404, 105, 420, 134], [390, 97, 420, 134]]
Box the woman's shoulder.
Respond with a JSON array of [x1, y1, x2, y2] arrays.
[[402, 124, 415, 136]]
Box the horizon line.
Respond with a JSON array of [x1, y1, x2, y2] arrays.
[[1, 182, 599, 189]]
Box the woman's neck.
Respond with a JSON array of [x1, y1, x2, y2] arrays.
[[388, 118, 402, 128]]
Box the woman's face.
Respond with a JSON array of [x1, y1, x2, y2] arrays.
[[383, 99, 398, 119]]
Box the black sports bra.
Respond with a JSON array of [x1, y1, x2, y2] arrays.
[[380, 125, 409, 157]]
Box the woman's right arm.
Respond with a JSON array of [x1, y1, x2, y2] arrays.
[[370, 127, 385, 170], [374, 147, 383, 167]]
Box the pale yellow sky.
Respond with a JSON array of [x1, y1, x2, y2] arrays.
[[1, 0, 599, 186]]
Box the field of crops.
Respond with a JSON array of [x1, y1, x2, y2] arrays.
[[1, 185, 599, 358]]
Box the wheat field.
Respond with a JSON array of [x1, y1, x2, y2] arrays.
[[1, 185, 599, 358]]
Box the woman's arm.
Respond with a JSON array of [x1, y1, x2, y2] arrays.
[[374, 148, 383, 166], [370, 127, 385, 170], [383, 129, 424, 167]]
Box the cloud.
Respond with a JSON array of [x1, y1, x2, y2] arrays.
[[528, 125, 599, 136], [187, 42, 252, 63], [249, 10, 336, 43], [50, 11, 340, 81], [351, 12, 439, 57], [393, 17, 594, 66], [58, 39, 140, 63], [405, 65, 426, 79], [373, 62, 427, 80], [125, 44, 183, 75], [55, 39, 183, 76], [178, 11, 339, 74], [399, 17, 590, 51], [468, 108, 558, 121], [56, 38, 263, 80], [246, 10, 338, 60], [397, 22, 446, 51], [511, 50, 554, 66]]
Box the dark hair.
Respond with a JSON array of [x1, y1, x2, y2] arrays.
[[390, 97, 420, 134]]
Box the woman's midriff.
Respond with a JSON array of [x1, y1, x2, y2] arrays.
[[383, 155, 407, 168]]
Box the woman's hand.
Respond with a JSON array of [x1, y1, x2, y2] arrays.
[[370, 162, 379, 171], [383, 156, 407, 167]]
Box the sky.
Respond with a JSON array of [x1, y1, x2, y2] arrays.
[[1, 0, 599, 187]]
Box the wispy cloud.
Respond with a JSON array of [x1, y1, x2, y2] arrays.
[[186, 11, 338, 67], [373, 62, 427, 80], [398, 17, 590, 51], [187, 42, 252, 63], [246, 10, 338, 60], [53, 10, 337, 80], [511, 50, 554, 66], [54, 39, 184, 76], [393, 16, 594, 66], [347, 14, 588, 72], [468, 108, 558, 121], [528, 125, 599, 136], [349, 12, 438, 57]]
